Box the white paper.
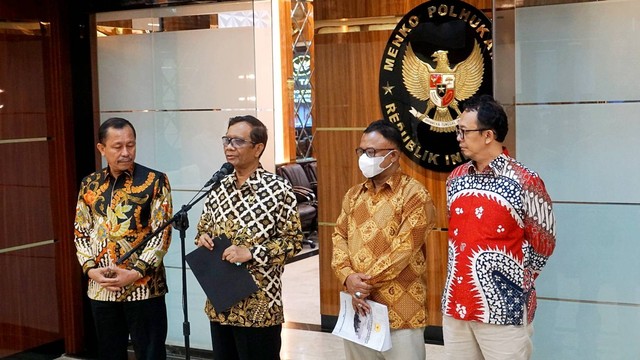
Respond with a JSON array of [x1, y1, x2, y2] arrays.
[[332, 291, 392, 352]]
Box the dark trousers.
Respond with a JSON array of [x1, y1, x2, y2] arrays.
[[210, 322, 282, 360], [90, 296, 167, 360]]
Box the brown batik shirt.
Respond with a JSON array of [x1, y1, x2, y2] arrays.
[[332, 170, 436, 329]]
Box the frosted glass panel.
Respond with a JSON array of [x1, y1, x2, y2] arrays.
[[165, 267, 213, 350], [515, 3, 640, 359], [151, 28, 257, 110], [536, 203, 640, 304], [98, 35, 155, 111], [98, 27, 257, 111], [516, 1, 640, 103], [516, 103, 640, 203], [533, 299, 640, 360]]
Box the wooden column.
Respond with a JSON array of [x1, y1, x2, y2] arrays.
[[280, 0, 296, 162], [46, 0, 87, 354]]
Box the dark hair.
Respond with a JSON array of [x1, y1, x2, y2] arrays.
[[363, 120, 403, 149], [462, 94, 508, 142], [99, 117, 136, 144], [228, 115, 268, 156]]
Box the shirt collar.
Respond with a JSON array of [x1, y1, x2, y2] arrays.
[[245, 165, 265, 188], [361, 168, 403, 192], [103, 163, 135, 181], [225, 163, 264, 190], [468, 153, 508, 176]]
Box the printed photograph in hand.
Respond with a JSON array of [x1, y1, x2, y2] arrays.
[[354, 311, 373, 341]]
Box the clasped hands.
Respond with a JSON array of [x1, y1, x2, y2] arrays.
[[196, 233, 252, 266], [346, 273, 373, 316], [88, 267, 142, 292]]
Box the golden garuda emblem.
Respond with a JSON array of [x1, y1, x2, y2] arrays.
[[402, 40, 484, 132], [379, 0, 493, 172]]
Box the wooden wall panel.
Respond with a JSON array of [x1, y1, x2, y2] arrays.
[[0, 1, 47, 20], [0, 36, 47, 139], [0, 142, 49, 187], [314, 31, 390, 129], [314, 129, 370, 317], [315, 0, 494, 21], [0, 246, 59, 358], [0, 22, 62, 356], [426, 230, 448, 326], [399, 157, 449, 229], [519, 0, 591, 6], [280, 0, 296, 162], [314, 130, 363, 222], [0, 0, 85, 355], [318, 224, 343, 316], [315, 0, 495, 330], [0, 185, 53, 249]]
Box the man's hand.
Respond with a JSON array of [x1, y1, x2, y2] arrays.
[[222, 245, 252, 265], [196, 233, 214, 250], [352, 296, 371, 316], [88, 267, 141, 292], [345, 273, 373, 299], [346, 273, 373, 316]]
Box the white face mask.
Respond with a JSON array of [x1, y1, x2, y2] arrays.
[[358, 151, 395, 178]]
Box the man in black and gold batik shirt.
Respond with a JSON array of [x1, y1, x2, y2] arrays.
[[195, 115, 303, 360], [74, 117, 172, 360]]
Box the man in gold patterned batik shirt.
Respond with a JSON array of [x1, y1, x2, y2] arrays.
[[332, 120, 436, 360], [74, 117, 173, 360], [195, 115, 303, 360]]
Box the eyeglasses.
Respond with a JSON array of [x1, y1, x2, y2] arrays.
[[355, 147, 395, 158], [455, 126, 489, 139], [222, 136, 256, 148]]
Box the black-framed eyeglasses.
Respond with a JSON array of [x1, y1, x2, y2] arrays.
[[355, 147, 395, 158], [455, 126, 489, 139], [222, 136, 256, 148]]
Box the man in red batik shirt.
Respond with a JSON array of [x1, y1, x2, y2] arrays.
[[442, 95, 556, 360]]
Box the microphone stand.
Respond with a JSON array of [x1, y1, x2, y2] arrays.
[[117, 180, 223, 360]]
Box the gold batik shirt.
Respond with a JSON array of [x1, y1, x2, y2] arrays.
[[195, 166, 303, 327], [74, 163, 173, 301], [332, 170, 435, 329]]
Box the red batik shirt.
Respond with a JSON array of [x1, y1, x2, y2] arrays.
[[442, 153, 556, 325]]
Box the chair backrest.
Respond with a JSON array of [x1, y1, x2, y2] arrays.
[[278, 163, 312, 189], [304, 161, 317, 184]]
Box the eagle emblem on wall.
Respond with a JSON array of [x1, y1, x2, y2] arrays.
[[402, 39, 484, 132]]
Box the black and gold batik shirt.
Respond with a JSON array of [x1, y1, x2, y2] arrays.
[[195, 166, 303, 327], [74, 163, 172, 302]]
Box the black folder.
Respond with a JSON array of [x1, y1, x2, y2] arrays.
[[185, 234, 259, 312]]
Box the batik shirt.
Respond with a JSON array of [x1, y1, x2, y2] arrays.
[[442, 153, 556, 325], [332, 170, 436, 329], [74, 163, 173, 302], [195, 166, 303, 327]]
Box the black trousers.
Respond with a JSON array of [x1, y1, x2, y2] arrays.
[[210, 321, 282, 360], [90, 296, 167, 360]]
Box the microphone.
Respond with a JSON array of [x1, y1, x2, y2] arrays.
[[204, 162, 234, 187]]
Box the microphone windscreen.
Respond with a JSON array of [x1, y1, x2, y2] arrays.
[[221, 162, 234, 174]]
